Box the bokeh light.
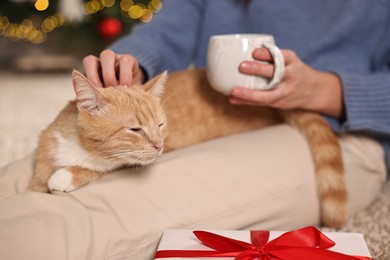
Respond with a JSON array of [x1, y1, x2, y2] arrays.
[[0, 0, 163, 44], [34, 0, 49, 11]]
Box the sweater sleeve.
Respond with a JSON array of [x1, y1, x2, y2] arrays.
[[109, 0, 205, 79], [325, 72, 390, 137]]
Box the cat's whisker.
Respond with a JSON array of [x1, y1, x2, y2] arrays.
[[161, 88, 179, 109], [105, 149, 158, 162]]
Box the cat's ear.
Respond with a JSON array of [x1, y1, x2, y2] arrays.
[[72, 70, 106, 114], [142, 71, 168, 97]]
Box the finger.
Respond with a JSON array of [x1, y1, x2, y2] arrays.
[[100, 49, 118, 87], [239, 61, 275, 78], [252, 47, 273, 62], [231, 87, 282, 106], [118, 55, 137, 87], [281, 49, 296, 65], [229, 96, 263, 106], [254, 48, 296, 66], [82, 55, 104, 88]]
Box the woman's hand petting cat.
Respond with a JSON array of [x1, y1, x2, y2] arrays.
[[83, 49, 145, 88], [229, 48, 344, 119]]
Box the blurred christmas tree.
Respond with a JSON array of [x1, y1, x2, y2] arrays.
[[0, 0, 162, 71], [0, 0, 162, 44]]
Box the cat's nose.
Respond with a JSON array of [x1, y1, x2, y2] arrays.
[[153, 143, 163, 152]]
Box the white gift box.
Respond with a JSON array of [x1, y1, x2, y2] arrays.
[[154, 229, 371, 260]]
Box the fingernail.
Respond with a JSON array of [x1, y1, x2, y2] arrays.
[[254, 48, 266, 58], [254, 48, 262, 55], [240, 62, 251, 69], [232, 88, 242, 97]]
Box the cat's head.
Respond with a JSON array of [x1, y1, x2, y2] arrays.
[[72, 69, 168, 167]]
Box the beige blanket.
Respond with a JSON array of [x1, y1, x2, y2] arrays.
[[0, 72, 74, 167]]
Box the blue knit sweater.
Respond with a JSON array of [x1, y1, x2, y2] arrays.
[[111, 0, 390, 176]]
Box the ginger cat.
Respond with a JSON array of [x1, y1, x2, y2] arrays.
[[29, 69, 347, 228]]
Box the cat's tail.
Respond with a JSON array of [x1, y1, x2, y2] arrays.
[[282, 110, 348, 228]]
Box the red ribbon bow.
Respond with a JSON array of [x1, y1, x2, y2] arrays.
[[155, 226, 372, 260]]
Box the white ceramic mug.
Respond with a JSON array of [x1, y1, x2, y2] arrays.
[[206, 34, 284, 95]]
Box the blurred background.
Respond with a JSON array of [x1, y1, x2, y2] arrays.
[[0, 0, 163, 72], [0, 3, 389, 259], [0, 0, 164, 167]]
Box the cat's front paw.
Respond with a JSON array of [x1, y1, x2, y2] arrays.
[[48, 169, 76, 192]]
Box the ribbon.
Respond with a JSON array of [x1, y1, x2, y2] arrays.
[[155, 226, 372, 260]]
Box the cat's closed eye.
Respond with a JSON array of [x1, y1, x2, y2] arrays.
[[159, 122, 164, 127], [129, 128, 142, 133]]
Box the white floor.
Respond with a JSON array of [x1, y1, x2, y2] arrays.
[[0, 72, 74, 167]]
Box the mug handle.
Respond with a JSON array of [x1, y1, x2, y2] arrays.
[[261, 42, 285, 89]]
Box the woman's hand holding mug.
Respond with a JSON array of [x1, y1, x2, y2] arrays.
[[206, 34, 344, 118]]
